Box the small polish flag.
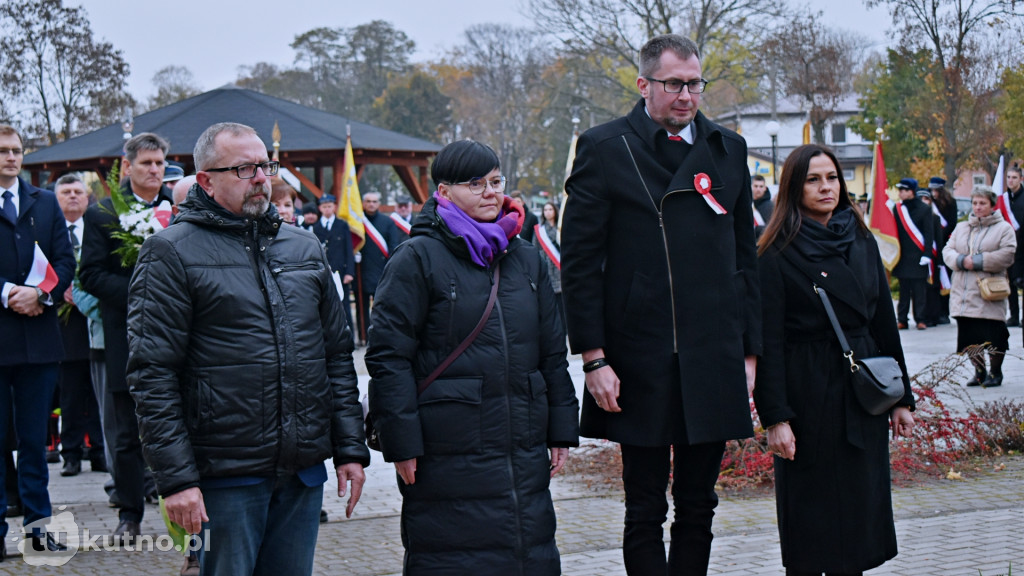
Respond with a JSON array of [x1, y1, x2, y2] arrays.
[[26, 242, 59, 294]]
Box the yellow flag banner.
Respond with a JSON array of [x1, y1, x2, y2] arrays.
[[337, 135, 366, 252]]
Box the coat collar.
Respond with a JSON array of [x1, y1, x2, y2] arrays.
[[0, 177, 39, 227], [777, 238, 872, 324], [624, 99, 730, 197]]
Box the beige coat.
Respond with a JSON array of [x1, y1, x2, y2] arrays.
[[942, 213, 1017, 321]]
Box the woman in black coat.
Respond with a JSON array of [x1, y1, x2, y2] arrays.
[[366, 140, 579, 576], [754, 144, 915, 575]]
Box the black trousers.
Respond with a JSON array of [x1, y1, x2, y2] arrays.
[[896, 277, 927, 324], [59, 359, 103, 461], [620, 442, 725, 576], [106, 389, 146, 523]]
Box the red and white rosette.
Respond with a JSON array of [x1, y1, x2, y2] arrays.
[[694, 173, 727, 215]]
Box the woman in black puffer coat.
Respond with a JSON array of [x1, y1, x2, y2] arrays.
[[366, 140, 579, 576]]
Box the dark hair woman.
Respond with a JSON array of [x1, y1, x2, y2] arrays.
[[533, 201, 564, 328], [365, 139, 580, 575], [941, 185, 1016, 387], [754, 144, 915, 575]]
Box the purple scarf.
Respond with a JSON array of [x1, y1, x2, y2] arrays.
[[434, 191, 524, 267]]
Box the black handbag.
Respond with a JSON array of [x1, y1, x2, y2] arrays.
[[815, 285, 905, 416], [363, 264, 501, 451]]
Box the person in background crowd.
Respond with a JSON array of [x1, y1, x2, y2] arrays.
[[314, 193, 355, 332], [943, 185, 1016, 388], [355, 191, 401, 346], [0, 124, 76, 560], [755, 143, 915, 576], [80, 132, 173, 544], [509, 189, 538, 242], [891, 178, 934, 331], [270, 178, 298, 224], [366, 139, 578, 575], [172, 175, 197, 217], [54, 174, 105, 478], [163, 164, 185, 190], [929, 177, 957, 325], [918, 190, 946, 327], [534, 201, 565, 328], [300, 203, 319, 231], [127, 122, 368, 575], [1001, 166, 1024, 327], [752, 174, 774, 239], [391, 196, 413, 240], [561, 34, 761, 575]]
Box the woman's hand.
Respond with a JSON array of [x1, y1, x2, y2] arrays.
[[766, 422, 796, 461], [549, 447, 568, 478], [396, 458, 417, 485], [891, 406, 914, 439]]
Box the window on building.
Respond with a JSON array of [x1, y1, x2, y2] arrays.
[[831, 123, 847, 143], [974, 175, 986, 186], [843, 168, 855, 181]]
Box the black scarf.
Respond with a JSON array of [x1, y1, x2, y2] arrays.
[[791, 207, 859, 262]]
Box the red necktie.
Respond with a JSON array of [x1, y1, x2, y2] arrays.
[[667, 135, 683, 142]]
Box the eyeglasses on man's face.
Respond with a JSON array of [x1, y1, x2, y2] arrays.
[[204, 161, 280, 179], [0, 148, 24, 156], [645, 77, 708, 94], [453, 175, 506, 195]]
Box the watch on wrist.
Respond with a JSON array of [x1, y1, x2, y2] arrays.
[[34, 286, 46, 304]]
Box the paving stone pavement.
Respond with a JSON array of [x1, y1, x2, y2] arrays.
[[3, 319, 1024, 574]]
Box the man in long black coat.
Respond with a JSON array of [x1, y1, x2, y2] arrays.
[[314, 194, 355, 331], [80, 132, 173, 543], [0, 124, 76, 556], [356, 191, 401, 344], [561, 35, 761, 575], [891, 178, 934, 330]]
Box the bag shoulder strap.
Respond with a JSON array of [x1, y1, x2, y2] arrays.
[[814, 284, 859, 373], [417, 263, 501, 395]]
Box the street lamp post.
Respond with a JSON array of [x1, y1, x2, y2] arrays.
[[765, 120, 780, 185]]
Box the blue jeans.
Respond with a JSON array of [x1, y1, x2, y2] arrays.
[[198, 474, 323, 576], [0, 363, 59, 539]]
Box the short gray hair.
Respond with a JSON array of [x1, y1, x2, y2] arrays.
[[124, 133, 169, 163], [971, 184, 997, 207], [639, 34, 700, 77], [55, 173, 84, 188], [193, 122, 259, 171]]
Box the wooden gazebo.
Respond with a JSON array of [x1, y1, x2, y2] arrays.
[[22, 85, 442, 202]]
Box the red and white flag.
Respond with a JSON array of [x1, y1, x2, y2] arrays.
[[26, 242, 59, 294], [694, 173, 727, 215]]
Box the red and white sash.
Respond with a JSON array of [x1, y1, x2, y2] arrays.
[[931, 203, 947, 229], [362, 217, 389, 257], [390, 212, 411, 235], [895, 202, 926, 253], [997, 192, 1020, 231], [752, 204, 765, 227], [534, 224, 560, 270]]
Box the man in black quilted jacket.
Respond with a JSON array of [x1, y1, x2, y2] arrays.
[[126, 122, 369, 575]]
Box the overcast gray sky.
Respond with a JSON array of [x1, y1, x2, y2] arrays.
[[74, 0, 893, 103]]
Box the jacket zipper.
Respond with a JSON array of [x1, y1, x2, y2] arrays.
[[447, 280, 457, 349], [494, 275, 525, 576], [622, 135, 688, 354]]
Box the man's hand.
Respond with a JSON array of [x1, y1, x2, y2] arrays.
[[343, 274, 353, 284], [8, 286, 43, 316], [336, 462, 366, 518], [64, 285, 76, 306], [164, 487, 209, 535], [582, 349, 621, 412], [395, 458, 417, 486], [744, 355, 757, 397]]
